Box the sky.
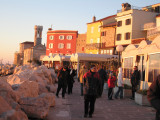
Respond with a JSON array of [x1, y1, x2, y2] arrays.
[[0, 0, 159, 64]]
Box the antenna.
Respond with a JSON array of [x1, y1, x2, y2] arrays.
[[51, 24, 53, 29]]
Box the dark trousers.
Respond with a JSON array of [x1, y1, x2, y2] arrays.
[[84, 95, 96, 116], [150, 99, 160, 120], [100, 80, 104, 97], [108, 88, 113, 99], [56, 83, 66, 97], [131, 85, 136, 99], [68, 83, 73, 94], [115, 87, 123, 99], [80, 83, 83, 96]]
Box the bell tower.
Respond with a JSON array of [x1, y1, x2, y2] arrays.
[[34, 25, 43, 46]]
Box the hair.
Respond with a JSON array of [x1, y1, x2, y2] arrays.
[[134, 66, 138, 68], [90, 64, 96, 69]]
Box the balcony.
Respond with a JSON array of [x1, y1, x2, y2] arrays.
[[147, 26, 160, 37], [142, 22, 156, 30], [86, 43, 106, 49]]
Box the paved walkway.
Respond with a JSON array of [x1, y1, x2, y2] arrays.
[[47, 80, 155, 120]]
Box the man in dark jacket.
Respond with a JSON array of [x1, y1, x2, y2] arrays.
[[56, 65, 69, 99], [67, 66, 76, 94], [98, 65, 107, 97], [147, 75, 160, 120], [83, 65, 101, 118], [130, 66, 140, 100]]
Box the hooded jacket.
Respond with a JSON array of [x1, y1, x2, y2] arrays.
[[117, 67, 123, 87]]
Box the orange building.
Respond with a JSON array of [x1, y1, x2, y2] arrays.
[[76, 33, 86, 53]]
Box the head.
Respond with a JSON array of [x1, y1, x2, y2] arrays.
[[63, 65, 68, 71], [109, 73, 113, 77], [82, 65, 86, 69], [134, 66, 138, 71], [90, 65, 97, 72]]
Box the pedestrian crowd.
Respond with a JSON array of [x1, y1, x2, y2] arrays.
[[55, 64, 159, 120]]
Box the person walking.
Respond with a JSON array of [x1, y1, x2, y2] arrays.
[[83, 65, 101, 118], [78, 65, 88, 96], [108, 73, 116, 100], [98, 65, 107, 97], [147, 75, 160, 120], [130, 66, 140, 100], [56, 65, 69, 99], [67, 66, 76, 94], [115, 67, 123, 99]]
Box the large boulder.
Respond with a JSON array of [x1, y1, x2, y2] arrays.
[[19, 93, 55, 119], [0, 79, 19, 109], [13, 81, 39, 99], [0, 96, 28, 120]]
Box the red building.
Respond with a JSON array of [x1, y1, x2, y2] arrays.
[[46, 29, 78, 56]]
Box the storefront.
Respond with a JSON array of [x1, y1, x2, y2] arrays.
[[121, 35, 160, 90]]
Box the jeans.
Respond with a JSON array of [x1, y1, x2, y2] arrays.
[[115, 87, 123, 99], [80, 83, 83, 96]]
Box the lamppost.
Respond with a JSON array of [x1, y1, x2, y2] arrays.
[[116, 45, 123, 67]]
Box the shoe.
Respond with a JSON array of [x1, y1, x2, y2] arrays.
[[115, 97, 118, 99], [108, 98, 113, 100], [130, 97, 134, 100], [62, 96, 65, 99], [89, 115, 92, 118], [56, 94, 59, 98], [84, 114, 87, 118]]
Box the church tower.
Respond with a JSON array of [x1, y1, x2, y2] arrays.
[[34, 25, 43, 46]]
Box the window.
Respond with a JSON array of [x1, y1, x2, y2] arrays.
[[110, 50, 113, 55], [101, 50, 103, 54], [98, 25, 101, 32], [90, 39, 93, 43], [58, 43, 64, 49], [104, 50, 106, 54], [59, 35, 64, 40], [91, 27, 94, 33], [125, 32, 131, 40], [117, 34, 122, 41], [148, 53, 160, 82], [101, 31, 106, 36], [123, 57, 133, 79], [67, 43, 71, 49], [107, 50, 110, 54], [49, 35, 54, 40], [49, 43, 53, 48], [97, 38, 100, 43], [125, 19, 131, 25], [117, 21, 122, 27], [67, 35, 72, 40]]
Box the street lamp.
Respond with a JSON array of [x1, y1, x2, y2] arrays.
[[116, 45, 123, 67]]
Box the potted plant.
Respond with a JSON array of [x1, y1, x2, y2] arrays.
[[135, 89, 150, 106], [123, 84, 132, 98]]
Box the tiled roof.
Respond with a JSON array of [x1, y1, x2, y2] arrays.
[[87, 14, 116, 24], [101, 22, 117, 27], [21, 41, 34, 44], [47, 30, 78, 33]]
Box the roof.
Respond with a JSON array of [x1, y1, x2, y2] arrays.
[[101, 22, 117, 28], [47, 30, 78, 33], [21, 41, 34, 44], [87, 14, 116, 24]]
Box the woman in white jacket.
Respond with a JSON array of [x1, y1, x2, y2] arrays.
[[115, 67, 123, 99]]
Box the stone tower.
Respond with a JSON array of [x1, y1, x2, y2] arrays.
[[34, 25, 43, 46]]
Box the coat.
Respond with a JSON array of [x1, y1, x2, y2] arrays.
[[117, 67, 123, 87], [78, 68, 88, 83], [83, 70, 101, 97], [131, 70, 140, 87], [108, 76, 116, 88]]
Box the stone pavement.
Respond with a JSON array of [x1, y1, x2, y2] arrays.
[[47, 80, 155, 120]]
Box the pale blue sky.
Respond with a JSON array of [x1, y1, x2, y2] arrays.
[[0, 0, 159, 64]]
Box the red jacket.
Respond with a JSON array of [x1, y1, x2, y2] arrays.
[[108, 76, 116, 88]]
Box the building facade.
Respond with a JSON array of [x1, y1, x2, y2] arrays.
[[86, 15, 116, 54], [116, 3, 158, 48], [76, 33, 86, 53], [100, 22, 116, 55], [46, 30, 78, 56]]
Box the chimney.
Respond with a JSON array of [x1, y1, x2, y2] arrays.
[[93, 16, 96, 22]]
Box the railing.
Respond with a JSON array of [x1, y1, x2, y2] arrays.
[[147, 26, 160, 37], [142, 22, 156, 30], [117, 6, 142, 13], [86, 43, 106, 49]]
